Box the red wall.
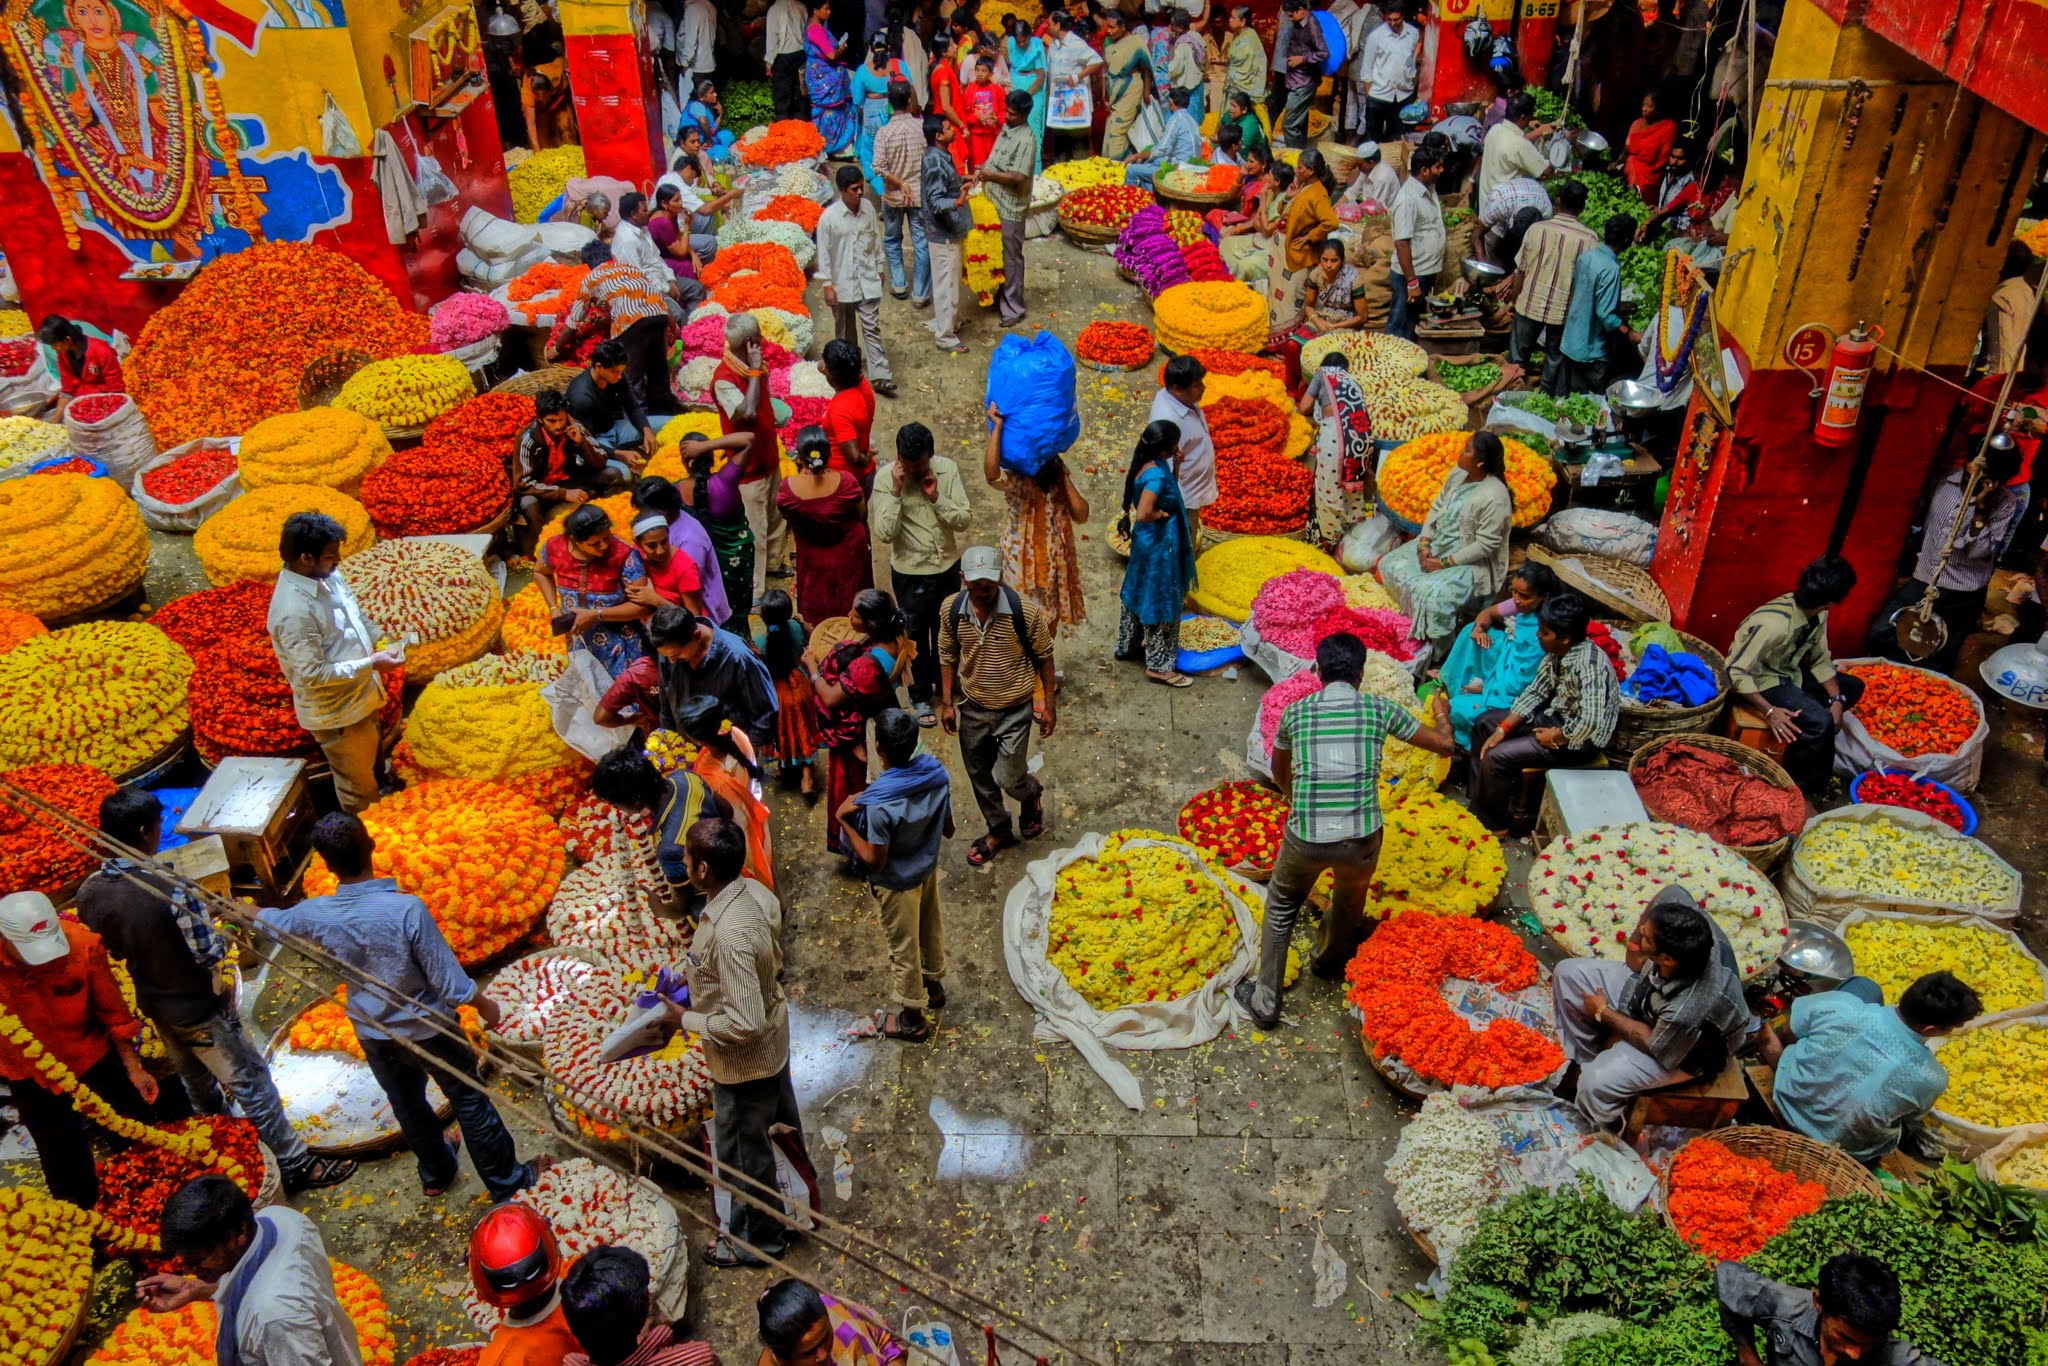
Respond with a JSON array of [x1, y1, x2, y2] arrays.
[[1423, 18, 1560, 114], [380, 93, 517, 311], [564, 32, 663, 188], [1810, 0, 2048, 136]]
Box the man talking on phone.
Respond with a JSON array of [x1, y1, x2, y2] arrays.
[[512, 390, 633, 558]]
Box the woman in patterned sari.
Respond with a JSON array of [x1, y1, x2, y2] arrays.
[[534, 501, 649, 679], [805, 1, 857, 155], [1297, 351, 1375, 548], [982, 403, 1090, 635], [809, 589, 905, 860]]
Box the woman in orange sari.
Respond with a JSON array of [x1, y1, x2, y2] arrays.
[[674, 695, 776, 890]]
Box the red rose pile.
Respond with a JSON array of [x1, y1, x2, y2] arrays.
[[141, 446, 237, 504], [1181, 237, 1232, 282], [1177, 780, 1288, 869], [32, 457, 97, 476], [0, 763, 118, 893], [1060, 184, 1153, 231], [67, 394, 126, 424], [1854, 770, 1967, 830], [0, 339, 36, 377]]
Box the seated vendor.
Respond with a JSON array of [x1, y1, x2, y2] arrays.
[[1727, 555, 1863, 801], [1378, 432, 1515, 661], [37, 315, 124, 413], [627, 510, 709, 619], [588, 735, 733, 918], [1469, 592, 1618, 833], [1122, 85, 1201, 190], [1551, 886, 1755, 1130], [1717, 1254, 1946, 1366], [1339, 141, 1401, 210], [470, 1204, 581, 1366], [513, 390, 632, 558], [1758, 970, 1981, 1166], [1437, 560, 1562, 749]]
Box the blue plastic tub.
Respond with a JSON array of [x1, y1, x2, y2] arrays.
[[1175, 614, 1245, 674], [26, 454, 107, 478], [1848, 768, 1978, 837]]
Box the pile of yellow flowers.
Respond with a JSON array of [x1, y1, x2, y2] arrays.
[[0, 309, 28, 337], [510, 145, 586, 223], [1153, 281, 1268, 354], [0, 623, 192, 774], [336, 538, 502, 679], [237, 408, 392, 492], [1796, 814, 2019, 909], [1368, 790, 1504, 918], [1187, 535, 1342, 621], [1934, 1022, 2048, 1131], [1285, 412, 1314, 460], [1048, 830, 1247, 1010], [400, 652, 582, 806], [1997, 1142, 2048, 1188], [86, 1261, 394, 1366], [1841, 917, 2045, 1016], [501, 582, 569, 655], [0, 471, 149, 618], [965, 194, 1005, 307], [334, 354, 476, 430], [0, 416, 67, 473], [645, 728, 703, 775], [1381, 707, 1453, 807], [1378, 432, 1554, 528], [1200, 369, 1293, 418], [1043, 157, 1126, 190], [194, 485, 374, 585], [0, 1186, 95, 1365], [1341, 573, 1396, 611]]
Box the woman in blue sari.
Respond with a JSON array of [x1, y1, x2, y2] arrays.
[[1002, 17, 1047, 173], [1115, 419, 1199, 687], [805, 1, 856, 155], [535, 501, 651, 679], [850, 35, 897, 191], [1436, 561, 1561, 748], [680, 78, 736, 157]]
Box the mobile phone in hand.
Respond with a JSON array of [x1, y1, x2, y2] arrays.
[[550, 612, 577, 636]]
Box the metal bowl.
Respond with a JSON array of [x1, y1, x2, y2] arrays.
[[1607, 378, 1665, 418], [1572, 129, 1612, 159], [1778, 920, 1855, 989], [1460, 257, 1508, 288]]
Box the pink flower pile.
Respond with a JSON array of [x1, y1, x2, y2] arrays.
[[1258, 670, 1323, 754], [429, 293, 511, 351], [1251, 569, 1417, 661]]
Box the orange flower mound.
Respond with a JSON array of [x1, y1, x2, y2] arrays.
[[127, 243, 430, 446], [0, 606, 46, 655], [506, 261, 589, 322], [288, 986, 481, 1062], [1666, 1137, 1827, 1262], [700, 242, 805, 291], [302, 779, 566, 966], [739, 120, 826, 165], [710, 276, 808, 315], [1205, 395, 1311, 535], [1076, 321, 1156, 368], [755, 195, 824, 232], [87, 1261, 395, 1366], [1342, 911, 1563, 1089], [1158, 350, 1286, 384], [0, 763, 117, 894], [1842, 662, 1981, 758], [1200, 164, 1242, 194]]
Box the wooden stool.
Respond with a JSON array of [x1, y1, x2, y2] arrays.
[[1624, 1057, 1747, 1141], [1725, 701, 1790, 759], [176, 758, 316, 900], [1512, 754, 1615, 839]]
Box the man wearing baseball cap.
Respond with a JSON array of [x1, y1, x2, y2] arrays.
[[0, 889, 160, 1207], [938, 545, 1056, 866]]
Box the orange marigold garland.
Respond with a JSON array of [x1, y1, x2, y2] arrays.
[[1159, 350, 1286, 384], [93, 1115, 262, 1261], [1666, 1137, 1827, 1262], [1204, 396, 1310, 534], [0, 763, 118, 894], [738, 120, 827, 165], [753, 195, 824, 232], [699, 243, 805, 291], [1176, 780, 1287, 870], [288, 986, 481, 1062], [86, 1261, 395, 1366], [1075, 321, 1156, 369], [360, 400, 519, 539], [708, 276, 808, 316], [0, 606, 46, 654]]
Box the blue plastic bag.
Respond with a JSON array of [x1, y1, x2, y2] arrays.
[[984, 331, 1080, 479], [26, 454, 105, 478]]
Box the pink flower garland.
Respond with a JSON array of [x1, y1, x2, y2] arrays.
[[1258, 671, 1323, 753], [1251, 569, 1417, 660], [1181, 238, 1232, 283]]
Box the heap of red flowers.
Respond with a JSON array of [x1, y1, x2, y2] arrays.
[[141, 446, 237, 504], [0, 339, 36, 377], [31, 456, 97, 476], [362, 393, 529, 536], [67, 393, 126, 424], [403, 1351, 483, 1366], [424, 392, 535, 454], [1854, 770, 1967, 830], [1667, 1137, 1827, 1262], [1159, 350, 1286, 385], [1075, 321, 1155, 368], [1177, 780, 1287, 869], [0, 763, 118, 894], [1181, 238, 1232, 282], [1344, 911, 1563, 1089], [94, 1115, 262, 1262], [1204, 396, 1311, 534], [151, 579, 272, 653], [1059, 184, 1152, 231]]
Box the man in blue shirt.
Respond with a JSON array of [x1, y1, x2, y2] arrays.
[[1547, 213, 1637, 397], [1122, 85, 1201, 190], [260, 814, 547, 1201], [1759, 970, 1981, 1165], [839, 709, 953, 1043]]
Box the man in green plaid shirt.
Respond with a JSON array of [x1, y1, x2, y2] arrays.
[[1236, 633, 1454, 1029]]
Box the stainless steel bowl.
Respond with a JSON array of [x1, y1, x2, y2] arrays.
[[1573, 129, 1612, 159], [1607, 378, 1665, 418], [1778, 920, 1855, 988], [1460, 257, 1507, 288]]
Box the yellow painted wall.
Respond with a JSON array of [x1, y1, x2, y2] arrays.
[[342, 0, 418, 129], [1720, 0, 2041, 370], [214, 25, 376, 154], [561, 0, 643, 39]]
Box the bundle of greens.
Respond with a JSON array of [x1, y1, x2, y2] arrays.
[[1445, 205, 1475, 229], [1439, 362, 1503, 395], [1552, 173, 1637, 236], [1618, 245, 1664, 333], [1524, 86, 1585, 131], [1506, 392, 1603, 427], [723, 80, 774, 135]]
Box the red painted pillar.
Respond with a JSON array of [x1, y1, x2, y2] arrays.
[[1420, 0, 1559, 115], [562, 2, 662, 186]]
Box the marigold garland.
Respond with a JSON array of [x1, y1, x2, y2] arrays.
[[965, 194, 1006, 306], [738, 119, 826, 165], [0, 471, 150, 619], [0, 1187, 102, 1360], [397, 652, 586, 813], [0, 763, 118, 894], [509, 145, 584, 222], [1186, 535, 1342, 622], [1205, 392, 1313, 535], [333, 354, 476, 431], [1075, 321, 1156, 369], [359, 443, 511, 538], [1058, 183, 1152, 231], [287, 986, 482, 1062], [336, 539, 502, 680], [0, 607, 47, 655], [1048, 830, 1252, 1010], [236, 408, 392, 492], [1378, 432, 1554, 529], [753, 195, 824, 232], [85, 1261, 395, 1366], [93, 1115, 262, 1259], [699, 242, 805, 291], [303, 779, 567, 965], [127, 242, 430, 446], [1043, 157, 1125, 190], [1160, 350, 1286, 383], [500, 582, 570, 656], [1841, 662, 1981, 758], [0, 623, 192, 775], [1153, 281, 1268, 354], [194, 486, 375, 586], [188, 631, 403, 765], [1367, 790, 1505, 918], [1666, 1137, 1827, 1262], [505, 261, 589, 322], [1177, 780, 1287, 870]]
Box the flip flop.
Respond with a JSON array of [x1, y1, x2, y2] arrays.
[[703, 1236, 768, 1268], [1147, 671, 1195, 688], [966, 832, 1017, 866]]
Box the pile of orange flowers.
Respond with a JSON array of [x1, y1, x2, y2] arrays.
[[1343, 911, 1562, 1089], [360, 392, 530, 537], [1205, 396, 1310, 534], [302, 779, 566, 965], [127, 243, 430, 446], [500, 583, 568, 655], [0, 763, 117, 894], [1666, 1137, 1828, 1261], [1841, 662, 1981, 758], [87, 1262, 394, 1366], [1200, 164, 1241, 194], [94, 1115, 262, 1260], [1161, 350, 1286, 383], [739, 120, 826, 165], [709, 275, 807, 316], [700, 242, 805, 291], [1075, 321, 1155, 368], [754, 195, 824, 232], [0, 606, 45, 654], [506, 261, 589, 322], [425, 391, 536, 453], [288, 986, 481, 1061]]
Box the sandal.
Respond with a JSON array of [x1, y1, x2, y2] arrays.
[[1146, 670, 1195, 688], [1018, 801, 1045, 841], [966, 831, 1017, 866], [283, 1156, 356, 1194], [703, 1236, 768, 1269], [845, 1007, 932, 1042]]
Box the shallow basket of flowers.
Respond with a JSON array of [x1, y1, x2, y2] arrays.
[[262, 997, 452, 1156], [1659, 1126, 1881, 1261], [480, 946, 608, 1060], [544, 961, 714, 1140], [1926, 1016, 2048, 1150]]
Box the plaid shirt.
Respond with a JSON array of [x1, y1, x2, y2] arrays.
[[1510, 638, 1619, 749], [564, 261, 676, 338], [103, 858, 228, 967], [1512, 212, 1597, 326], [1274, 682, 1420, 843], [1480, 176, 1552, 237], [872, 112, 925, 207], [1618, 909, 1752, 1071]]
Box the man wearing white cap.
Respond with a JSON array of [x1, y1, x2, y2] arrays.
[[938, 546, 1057, 867], [1341, 141, 1402, 210], [0, 890, 158, 1208]]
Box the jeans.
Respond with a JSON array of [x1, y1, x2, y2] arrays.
[[1281, 81, 1315, 147], [892, 563, 961, 706], [10, 1048, 157, 1207], [882, 203, 931, 301], [589, 416, 644, 456], [1468, 706, 1604, 832], [160, 1005, 311, 1175], [956, 698, 1041, 838], [1761, 670, 1867, 798], [1387, 265, 1419, 340], [1124, 163, 1161, 190], [711, 1065, 805, 1256], [1242, 829, 1382, 1020], [358, 1031, 536, 1201]]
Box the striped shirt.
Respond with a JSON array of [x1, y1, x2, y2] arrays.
[[1510, 638, 1620, 748], [939, 588, 1054, 710], [1726, 593, 1836, 694], [563, 261, 674, 338], [1274, 682, 1420, 843], [1512, 212, 1597, 326], [872, 111, 926, 207], [1618, 908, 1751, 1070]]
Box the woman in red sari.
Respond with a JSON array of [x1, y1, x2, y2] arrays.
[[776, 426, 874, 626], [1624, 91, 1678, 197], [810, 589, 904, 859], [674, 694, 776, 890]]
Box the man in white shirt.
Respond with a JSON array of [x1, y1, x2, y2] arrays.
[[1476, 90, 1554, 205], [1149, 354, 1216, 536], [762, 0, 808, 120], [1355, 0, 1418, 141], [142, 1174, 362, 1366], [814, 164, 897, 394], [675, 0, 716, 101], [1387, 143, 1446, 340], [610, 191, 673, 292], [1340, 139, 1402, 208]]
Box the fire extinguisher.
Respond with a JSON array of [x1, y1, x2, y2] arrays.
[[1814, 322, 1883, 447]]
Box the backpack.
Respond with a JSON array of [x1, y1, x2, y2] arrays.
[[946, 585, 1043, 675]]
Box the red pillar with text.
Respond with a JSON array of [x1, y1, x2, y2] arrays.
[[561, 0, 663, 187]]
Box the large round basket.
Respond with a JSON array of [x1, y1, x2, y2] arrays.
[[297, 349, 372, 411], [1059, 213, 1124, 247], [489, 365, 581, 398], [1157, 183, 1237, 212], [1606, 629, 1730, 762], [262, 999, 452, 1156], [465, 498, 515, 538], [1627, 734, 1800, 873], [1116, 263, 1139, 285], [381, 422, 428, 445], [1523, 544, 1670, 624], [1362, 1037, 1431, 1103], [117, 728, 193, 787], [1658, 1125, 1884, 1244]]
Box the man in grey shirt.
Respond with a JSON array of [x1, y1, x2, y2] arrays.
[[1717, 1254, 1944, 1366]]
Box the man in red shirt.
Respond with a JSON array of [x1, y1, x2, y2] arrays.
[[0, 890, 160, 1207], [713, 313, 786, 596], [37, 315, 124, 410], [821, 337, 877, 490]]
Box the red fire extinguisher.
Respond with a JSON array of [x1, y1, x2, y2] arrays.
[[1785, 321, 1886, 447]]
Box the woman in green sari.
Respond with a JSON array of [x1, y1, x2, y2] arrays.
[[1377, 431, 1516, 662], [1436, 560, 1561, 748], [1100, 11, 1152, 159]]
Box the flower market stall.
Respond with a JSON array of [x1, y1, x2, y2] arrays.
[[1778, 803, 2023, 925], [1833, 659, 1990, 792], [1186, 535, 1343, 622], [1838, 910, 2047, 1024], [1239, 566, 1417, 682], [393, 652, 591, 813]]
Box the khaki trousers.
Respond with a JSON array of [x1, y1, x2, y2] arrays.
[[926, 237, 964, 347], [739, 469, 786, 595], [310, 713, 383, 813], [873, 870, 946, 1010]]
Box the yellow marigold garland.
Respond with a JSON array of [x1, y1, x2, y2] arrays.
[[500, 583, 569, 656], [1186, 536, 1342, 622], [333, 354, 476, 430], [1367, 790, 1504, 918], [1378, 432, 1555, 529], [964, 194, 1005, 306], [335, 539, 502, 680], [193, 486, 375, 586], [0, 623, 192, 774], [1153, 281, 1267, 354], [236, 408, 392, 492], [85, 1261, 395, 1366], [397, 652, 585, 810], [1047, 829, 1253, 1010], [0, 472, 150, 620]]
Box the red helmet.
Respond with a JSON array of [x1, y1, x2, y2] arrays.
[[468, 1203, 563, 1310]]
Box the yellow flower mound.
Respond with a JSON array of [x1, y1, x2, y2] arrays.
[[1341, 573, 1397, 611], [1188, 536, 1341, 622], [510, 145, 586, 223], [0, 472, 149, 619], [403, 652, 577, 784], [1378, 432, 1554, 529], [1199, 369, 1293, 416], [238, 408, 392, 491], [0, 416, 68, 472], [541, 490, 638, 539], [1049, 830, 1248, 1010], [334, 354, 476, 430], [337, 538, 501, 680], [1842, 917, 2045, 1016], [0, 309, 29, 338], [1043, 157, 1125, 190], [1935, 1022, 2048, 1131], [0, 622, 192, 775], [1368, 790, 1504, 918], [1286, 413, 1314, 460], [501, 582, 569, 655], [1998, 1142, 2048, 1189], [194, 485, 374, 585], [1381, 705, 1452, 807], [1154, 281, 1268, 355], [0, 1186, 95, 1359]]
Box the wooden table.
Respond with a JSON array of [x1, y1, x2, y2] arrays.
[[175, 758, 315, 900], [1557, 446, 1663, 520]]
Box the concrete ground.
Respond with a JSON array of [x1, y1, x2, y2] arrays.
[[16, 231, 2048, 1366]]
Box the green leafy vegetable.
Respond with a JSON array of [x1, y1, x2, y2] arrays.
[[723, 79, 774, 135], [1445, 205, 1475, 229], [1440, 362, 1503, 394], [1558, 394, 1604, 427], [1889, 1157, 2048, 1245], [1523, 85, 1585, 131], [1552, 172, 1636, 236], [1617, 245, 1664, 334]]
